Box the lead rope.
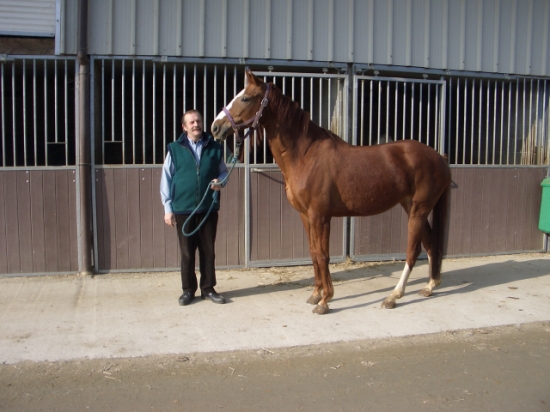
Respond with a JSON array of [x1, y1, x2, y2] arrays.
[[182, 140, 242, 237]]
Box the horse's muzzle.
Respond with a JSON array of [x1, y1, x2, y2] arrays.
[[210, 120, 233, 141]]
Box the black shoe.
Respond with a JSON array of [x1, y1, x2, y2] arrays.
[[201, 291, 225, 304], [178, 292, 195, 306]]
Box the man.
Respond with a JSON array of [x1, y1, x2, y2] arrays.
[[160, 110, 228, 306]]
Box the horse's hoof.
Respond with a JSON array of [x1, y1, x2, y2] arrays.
[[381, 298, 396, 309], [312, 304, 330, 315], [306, 294, 322, 305], [418, 288, 433, 297]]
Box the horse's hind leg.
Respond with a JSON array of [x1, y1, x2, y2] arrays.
[[417, 222, 441, 297], [381, 213, 426, 309]]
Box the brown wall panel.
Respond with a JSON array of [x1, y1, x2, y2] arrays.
[[94, 167, 245, 271], [250, 170, 345, 265], [0, 170, 77, 275], [352, 167, 547, 260]]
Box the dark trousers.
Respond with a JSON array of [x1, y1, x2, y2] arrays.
[[176, 212, 218, 294]]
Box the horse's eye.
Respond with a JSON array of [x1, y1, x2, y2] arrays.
[[241, 96, 250, 103]]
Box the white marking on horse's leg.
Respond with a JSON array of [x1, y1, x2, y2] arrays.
[[418, 278, 441, 297], [381, 264, 412, 309], [214, 90, 244, 121]]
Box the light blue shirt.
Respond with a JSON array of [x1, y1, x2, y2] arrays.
[[160, 136, 229, 214]]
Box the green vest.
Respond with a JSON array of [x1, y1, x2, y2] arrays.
[[168, 134, 222, 214]]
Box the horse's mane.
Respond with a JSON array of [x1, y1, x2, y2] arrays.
[[267, 83, 338, 141]]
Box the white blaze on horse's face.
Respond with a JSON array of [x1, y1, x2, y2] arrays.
[[213, 89, 245, 122]]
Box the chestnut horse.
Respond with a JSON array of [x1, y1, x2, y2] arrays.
[[212, 70, 451, 314]]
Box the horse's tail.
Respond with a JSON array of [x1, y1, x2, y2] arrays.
[[430, 180, 451, 281]]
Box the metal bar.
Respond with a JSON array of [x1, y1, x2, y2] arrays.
[[203, 65, 207, 127], [132, 60, 136, 164], [1, 63, 6, 166], [64, 60, 69, 165], [111, 60, 115, 144], [162, 63, 166, 160], [463, 79, 467, 164], [514, 80, 519, 165], [173, 64, 176, 145], [507, 80, 512, 165], [142, 60, 146, 163], [369, 80, 373, 145], [101, 60, 105, 164], [360, 80, 365, 145], [54, 60, 58, 144], [388, 80, 392, 143], [318, 77, 322, 126], [377, 80, 381, 144], [43, 61, 47, 165], [402, 81, 406, 141], [478, 80, 482, 164], [454, 78, 459, 163], [193, 65, 197, 110], [426, 84, 431, 148], [499, 81, 504, 165], [122, 60, 126, 164], [153, 62, 157, 163], [419, 82, 423, 146], [485, 80, 490, 164], [33, 60, 38, 166], [411, 82, 415, 142], [23, 60, 27, 166]]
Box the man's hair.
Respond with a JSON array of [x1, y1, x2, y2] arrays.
[[181, 110, 202, 125]]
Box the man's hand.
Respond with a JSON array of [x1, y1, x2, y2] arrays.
[[164, 212, 176, 227], [210, 179, 223, 191]]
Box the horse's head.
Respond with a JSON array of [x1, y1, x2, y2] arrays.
[[211, 70, 268, 142]]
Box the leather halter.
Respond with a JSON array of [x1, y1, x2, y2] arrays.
[[222, 84, 270, 145]]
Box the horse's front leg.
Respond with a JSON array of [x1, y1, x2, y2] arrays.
[[307, 215, 333, 315], [301, 213, 323, 305]]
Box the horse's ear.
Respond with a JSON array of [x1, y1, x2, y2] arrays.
[[245, 69, 262, 86]]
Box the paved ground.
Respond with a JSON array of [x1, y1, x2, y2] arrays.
[[1, 253, 549, 364], [1, 253, 550, 411]]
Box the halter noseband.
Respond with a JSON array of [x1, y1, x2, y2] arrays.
[[222, 84, 270, 145]]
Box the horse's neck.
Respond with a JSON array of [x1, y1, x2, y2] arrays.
[[263, 96, 316, 166]]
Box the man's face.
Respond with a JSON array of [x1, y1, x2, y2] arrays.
[[183, 112, 203, 142]]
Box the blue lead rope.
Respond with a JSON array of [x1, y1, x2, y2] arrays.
[[181, 153, 239, 237]]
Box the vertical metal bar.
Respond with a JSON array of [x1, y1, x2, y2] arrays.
[[43, 61, 48, 165], [173, 64, 177, 145], [64, 60, 69, 165], [318, 77, 322, 126], [535, 79, 544, 165], [162, 63, 166, 159], [386, 81, 390, 144], [153, 62, 157, 163], [394, 81, 398, 143], [327, 78, 331, 132], [183, 64, 187, 114], [310, 77, 313, 122], [522, 78, 527, 164], [543, 79, 549, 167], [478, 79, 482, 164], [0, 63, 4, 166], [455, 78, 460, 164], [377, 80, 381, 144], [122, 60, 126, 164], [419, 82, 423, 145], [193, 65, 197, 110], [514, 79, 519, 165], [142, 60, 146, 163], [54, 60, 58, 145], [33, 60, 38, 166], [101, 60, 105, 164], [506, 80, 512, 165], [23, 60, 28, 166], [111, 60, 115, 144], [203, 65, 208, 126], [402, 81, 406, 141], [499, 81, 504, 165], [462, 79, 472, 164], [12, 62, 16, 165], [132, 60, 136, 164], [426, 84, 431, 148], [485, 80, 490, 165], [411, 82, 415, 142], [360, 80, 365, 145], [368, 80, 373, 145]]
